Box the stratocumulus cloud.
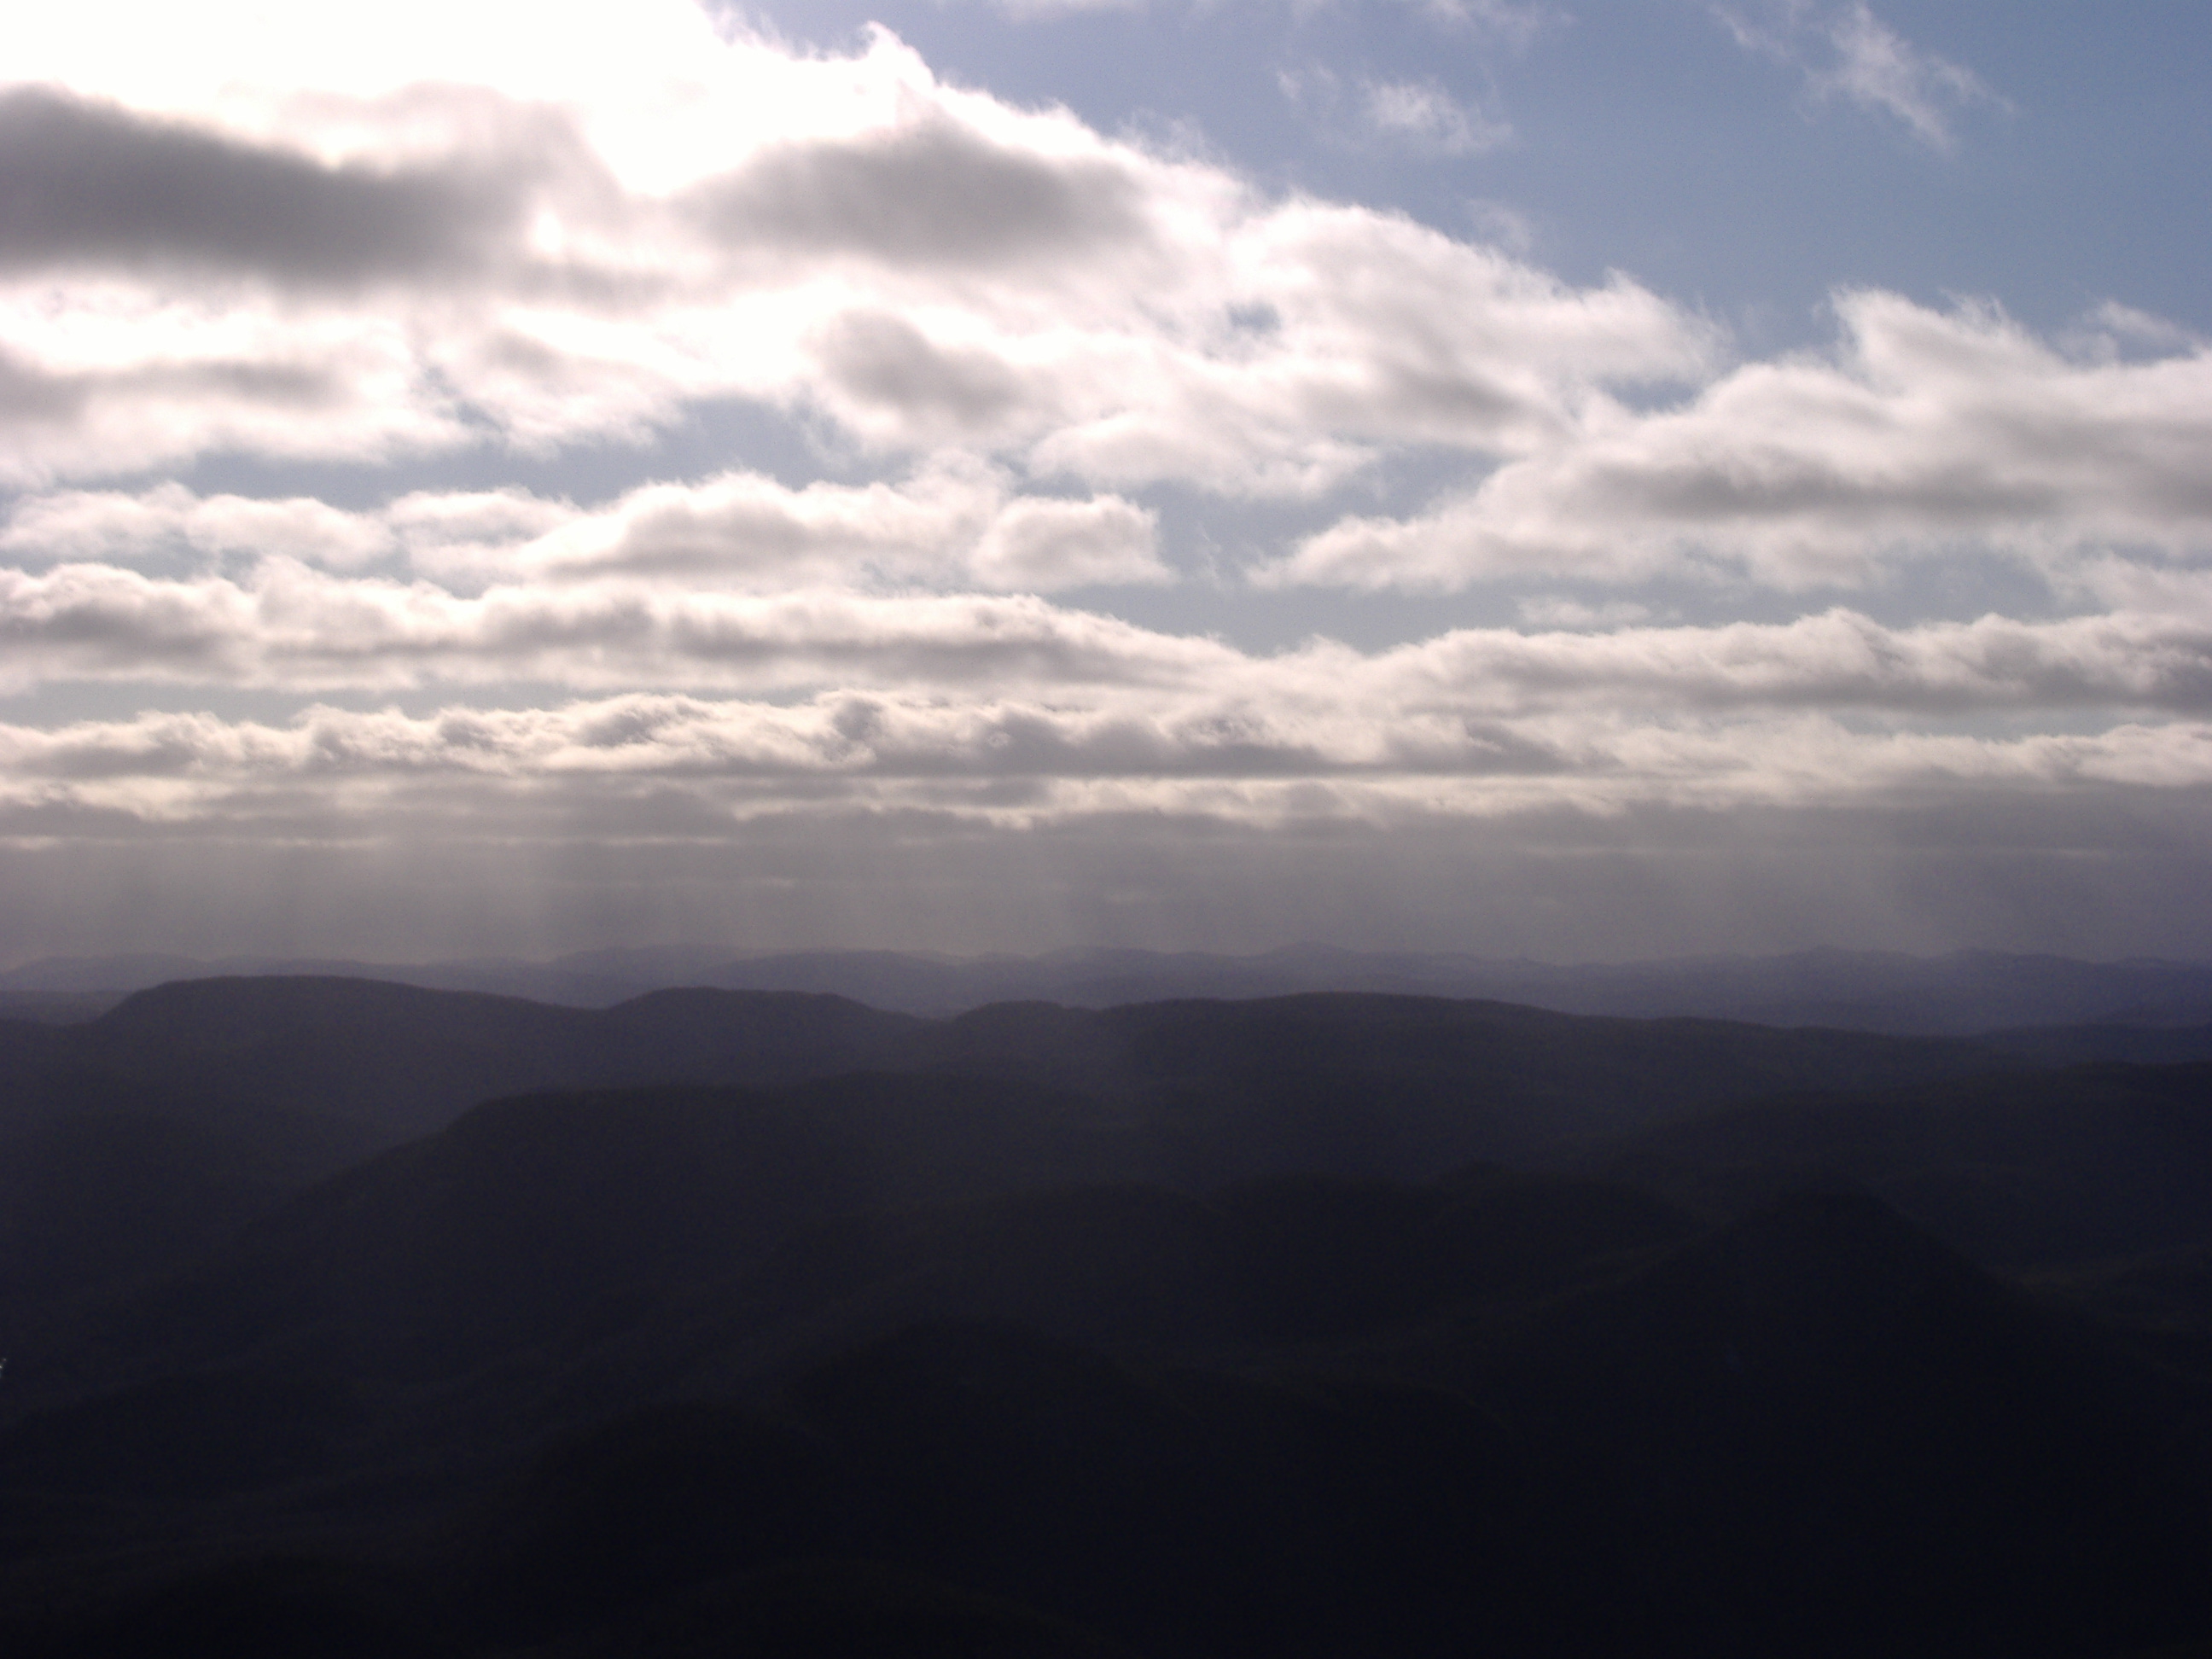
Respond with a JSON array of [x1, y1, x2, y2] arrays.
[[0, 18, 1713, 491], [1714, 1, 2004, 152], [6, 556, 2212, 715], [0, 470, 1170, 591], [1269, 294, 2212, 590], [0, 0, 2205, 960]]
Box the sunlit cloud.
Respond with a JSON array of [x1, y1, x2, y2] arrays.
[[1713, 1, 2005, 152], [1267, 294, 2212, 591], [0, 0, 2201, 959]]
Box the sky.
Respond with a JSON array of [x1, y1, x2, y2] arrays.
[[1, 0, 2209, 964]]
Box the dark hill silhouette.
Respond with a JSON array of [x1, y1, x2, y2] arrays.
[[900, 992, 2027, 1172], [1, 978, 2049, 1200], [0, 1016, 153, 1137], [43, 1074, 1148, 1395], [452, 1321, 1548, 1659], [80, 976, 923, 1137], [1983, 1020, 2212, 1067], [435, 1197, 2211, 1659], [3, 978, 2209, 1659], [1598, 1061, 2212, 1268], [0, 992, 119, 1024], [591, 1557, 1140, 1659], [18, 944, 2212, 1034], [1443, 1192, 2212, 1657], [0, 1106, 385, 1318], [570, 1167, 1697, 1403]]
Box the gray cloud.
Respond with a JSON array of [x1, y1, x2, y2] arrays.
[[0, 47, 1714, 491], [684, 114, 1146, 268], [0, 347, 90, 425], [1272, 293, 2212, 590], [0, 86, 526, 285], [6, 696, 2207, 840], [1381, 608, 2212, 719], [816, 314, 1032, 435], [2, 473, 1173, 594], [1359, 78, 1513, 155], [5, 724, 2211, 962], [0, 563, 1229, 693], [0, 8, 2197, 965], [9, 560, 2212, 725], [1714, 2, 2004, 152]]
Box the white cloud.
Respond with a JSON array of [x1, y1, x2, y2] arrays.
[[0, 14, 1708, 495], [2, 468, 1171, 593], [1407, 0, 1556, 45], [984, 0, 1147, 17], [1360, 79, 1513, 155], [6, 550, 2212, 729], [1817, 3, 2002, 152], [0, 1, 2204, 961], [1516, 597, 1651, 630], [5, 691, 2209, 842], [1, 483, 393, 569], [1715, 1, 2003, 151], [952, 0, 1556, 33], [0, 561, 1231, 695], [1267, 292, 2212, 591], [969, 494, 1168, 589]]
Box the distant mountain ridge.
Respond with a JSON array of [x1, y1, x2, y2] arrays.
[[0, 977, 2026, 1161], [2, 975, 2209, 1656], [4, 974, 2208, 1337], [9, 943, 2212, 1033]]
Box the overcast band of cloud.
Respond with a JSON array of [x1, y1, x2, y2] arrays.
[[1267, 293, 2212, 591], [3, 697, 2207, 838], [0, 0, 2206, 960], [6, 558, 2212, 713], [0, 48, 1712, 496]]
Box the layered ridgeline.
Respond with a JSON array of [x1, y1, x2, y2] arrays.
[[11, 945, 2212, 1033], [1, 978, 2208, 1656]]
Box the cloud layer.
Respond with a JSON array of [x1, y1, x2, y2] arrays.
[[1271, 293, 2212, 591], [0, 27, 1710, 493], [0, 0, 2204, 958], [1715, 1, 2005, 152]]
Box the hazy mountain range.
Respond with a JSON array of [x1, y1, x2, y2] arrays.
[[9, 944, 2212, 1034]]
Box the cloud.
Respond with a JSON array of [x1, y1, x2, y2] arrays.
[[969, 495, 1168, 589], [0, 17, 1710, 492], [1816, 2, 2003, 151], [1267, 292, 2212, 591], [958, 0, 1553, 31], [6, 548, 2212, 731], [1406, 0, 1556, 44], [683, 112, 1149, 269], [0, 562, 1228, 695], [812, 314, 1034, 441], [448, 465, 1171, 591], [1715, 2, 2003, 151], [0, 85, 529, 286], [1374, 608, 2212, 719], [1516, 597, 1651, 630], [0, 483, 394, 568], [0, 1, 2199, 962], [1026, 205, 1715, 492], [0, 310, 467, 486], [2, 468, 1172, 593], [1359, 79, 1512, 155], [982, 0, 1147, 16], [5, 691, 2209, 849]]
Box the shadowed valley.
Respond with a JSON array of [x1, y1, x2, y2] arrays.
[[1, 976, 2208, 1656]]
